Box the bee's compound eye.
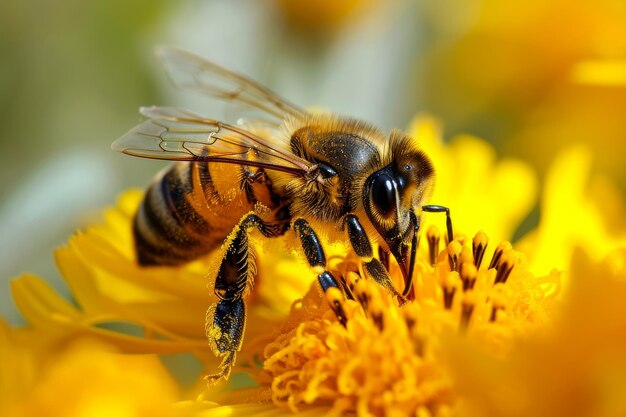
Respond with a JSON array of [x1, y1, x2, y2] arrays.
[[371, 174, 397, 217], [318, 163, 337, 179]]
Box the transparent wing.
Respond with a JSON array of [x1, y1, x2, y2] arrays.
[[111, 107, 314, 175], [157, 47, 307, 121]]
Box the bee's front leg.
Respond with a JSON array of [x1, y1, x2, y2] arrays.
[[293, 218, 348, 326], [205, 213, 279, 384], [345, 214, 406, 303]]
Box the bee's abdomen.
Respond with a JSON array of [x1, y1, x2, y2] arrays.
[[133, 162, 225, 266]]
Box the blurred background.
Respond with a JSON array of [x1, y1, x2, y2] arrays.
[[1, 0, 625, 322]]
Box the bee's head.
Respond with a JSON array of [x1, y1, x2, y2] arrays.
[[363, 131, 435, 276]]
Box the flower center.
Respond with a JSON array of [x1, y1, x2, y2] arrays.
[[256, 230, 560, 417]]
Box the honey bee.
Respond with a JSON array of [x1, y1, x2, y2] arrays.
[[112, 48, 453, 382]]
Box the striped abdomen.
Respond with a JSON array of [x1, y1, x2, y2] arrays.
[[133, 161, 280, 266]]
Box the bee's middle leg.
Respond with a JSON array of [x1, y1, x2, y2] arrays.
[[206, 213, 279, 384], [293, 218, 348, 326], [345, 214, 405, 303]]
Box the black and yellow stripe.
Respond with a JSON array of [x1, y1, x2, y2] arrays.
[[133, 161, 287, 266]]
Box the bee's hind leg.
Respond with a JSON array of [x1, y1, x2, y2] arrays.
[[293, 218, 348, 326], [205, 213, 279, 385]]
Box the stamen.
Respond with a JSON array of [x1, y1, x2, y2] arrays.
[[353, 279, 371, 314], [489, 287, 507, 322], [367, 296, 385, 331], [472, 230, 489, 269], [459, 247, 474, 269], [443, 271, 459, 309], [460, 292, 476, 332], [488, 241, 512, 270], [494, 252, 516, 284], [344, 271, 360, 292], [427, 225, 440, 266], [402, 304, 419, 331], [447, 241, 463, 272], [460, 262, 478, 291], [325, 287, 347, 327]]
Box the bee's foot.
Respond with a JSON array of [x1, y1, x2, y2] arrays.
[[204, 351, 236, 386]]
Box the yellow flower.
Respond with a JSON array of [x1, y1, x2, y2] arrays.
[[0, 326, 180, 417], [4, 117, 625, 416], [274, 0, 377, 36], [570, 59, 626, 86], [407, 115, 538, 247], [446, 248, 626, 417], [182, 230, 560, 416], [518, 145, 626, 278], [420, 0, 626, 188]]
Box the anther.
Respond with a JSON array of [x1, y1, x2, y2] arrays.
[[427, 225, 440, 266], [344, 271, 360, 292], [353, 279, 371, 313], [494, 251, 516, 284], [402, 304, 420, 331], [459, 247, 473, 269], [460, 262, 478, 291], [472, 231, 489, 269], [367, 297, 385, 331], [488, 241, 512, 270], [443, 271, 459, 309], [325, 287, 347, 327], [490, 287, 507, 322], [460, 292, 476, 333], [447, 240, 463, 272], [338, 274, 356, 301], [489, 308, 498, 322]]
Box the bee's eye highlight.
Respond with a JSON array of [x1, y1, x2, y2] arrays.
[[371, 174, 397, 217], [318, 163, 337, 179]]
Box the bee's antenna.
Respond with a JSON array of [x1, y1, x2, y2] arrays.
[[422, 205, 454, 244]]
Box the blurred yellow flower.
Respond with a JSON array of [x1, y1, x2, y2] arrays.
[[518, 146, 626, 277], [274, 0, 376, 35], [571, 59, 626, 86], [0, 328, 179, 417], [408, 115, 538, 247], [420, 0, 626, 188]]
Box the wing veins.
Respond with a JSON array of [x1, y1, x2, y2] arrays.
[[113, 106, 314, 176], [157, 47, 306, 120]]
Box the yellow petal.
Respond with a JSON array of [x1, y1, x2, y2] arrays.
[[570, 59, 626, 86], [519, 145, 626, 277], [409, 115, 538, 246], [11, 274, 82, 327], [16, 339, 180, 417]]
